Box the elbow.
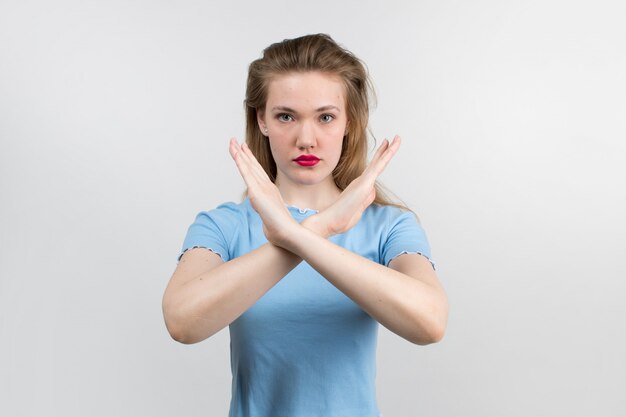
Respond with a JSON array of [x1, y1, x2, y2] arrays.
[[163, 311, 194, 344], [162, 300, 208, 345], [165, 321, 197, 345], [164, 316, 212, 345], [412, 321, 446, 345], [405, 317, 446, 345], [409, 297, 449, 346]]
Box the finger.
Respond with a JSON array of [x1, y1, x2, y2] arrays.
[[241, 142, 272, 182], [370, 135, 401, 177], [229, 138, 255, 165], [386, 135, 401, 155], [234, 142, 260, 176], [381, 135, 401, 162], [361, 139, 388, 176], [229, 139, 259, 189], [242, 144, 269, 178], [228, 137, 240, 160], [372, 138, 389, 162], [377, 135, 401, 167]]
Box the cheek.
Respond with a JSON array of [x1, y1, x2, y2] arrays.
[[329, 122, 348, 144], [326, 137, 344, 167], [267, 139, 287, 163], [327, 130, 345, 153]]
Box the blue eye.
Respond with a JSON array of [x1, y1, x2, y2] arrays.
[[320, 114, 334, 123], [278, 114, 293, 122]]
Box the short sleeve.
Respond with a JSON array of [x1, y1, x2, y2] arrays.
[[176, 202, 241, 263], [381, 210, 436, 270]]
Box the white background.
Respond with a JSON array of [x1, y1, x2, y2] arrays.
[[1, 1, 625, 416]]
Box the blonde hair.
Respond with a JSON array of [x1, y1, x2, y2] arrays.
[[244, 33, 406, 208]]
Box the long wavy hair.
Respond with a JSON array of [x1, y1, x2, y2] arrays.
[[244, 33, 405, 208]]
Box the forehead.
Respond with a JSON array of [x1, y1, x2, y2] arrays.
[[265, 71, 346, 110]]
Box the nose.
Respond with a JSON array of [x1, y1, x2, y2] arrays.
[[295, 121, 316, 150]]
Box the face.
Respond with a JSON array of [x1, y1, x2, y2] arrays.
[[257, 71, 348, 189]]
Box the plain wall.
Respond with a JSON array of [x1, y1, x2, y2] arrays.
[[1, 0, 624, 416]]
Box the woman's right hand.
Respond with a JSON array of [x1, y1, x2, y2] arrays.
[[304, 135, 401, 238], [229, 138, 299, 246]]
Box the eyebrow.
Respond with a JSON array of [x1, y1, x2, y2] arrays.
[[270, 105, 341, 113]]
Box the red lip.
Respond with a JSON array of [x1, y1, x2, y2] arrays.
[[294, 155, 320, 167]]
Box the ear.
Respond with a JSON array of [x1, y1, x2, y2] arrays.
[[344, 119, 350, 136], [257, 110, 268, 137]]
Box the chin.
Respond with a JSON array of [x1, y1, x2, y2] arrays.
[[293, 176, 325, 187], [290, 171, 332, 187]]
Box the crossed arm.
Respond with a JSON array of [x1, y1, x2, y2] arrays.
[[162, 137, 448, 345]]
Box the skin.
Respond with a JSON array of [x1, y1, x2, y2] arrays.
[[162, 71, 448, 345], [257, 72, 346, 209]]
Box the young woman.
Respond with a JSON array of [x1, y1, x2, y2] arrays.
[[162, 34, 448, 417]]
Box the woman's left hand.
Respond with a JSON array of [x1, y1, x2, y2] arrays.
[[305, 135, 401, 238], [229, 138, 298, 245]]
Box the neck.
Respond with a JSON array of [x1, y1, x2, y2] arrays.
[[275, 177, 341, 211]]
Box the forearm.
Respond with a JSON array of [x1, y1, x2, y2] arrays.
[[166, 243, 301, 344], [282, 225, 448, 345]]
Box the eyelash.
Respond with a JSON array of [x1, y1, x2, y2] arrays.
[[320, 114, 335, 123], [276, 113, 335, 123]]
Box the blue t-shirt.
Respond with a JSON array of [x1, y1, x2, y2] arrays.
[[178, 198, 434, 417]]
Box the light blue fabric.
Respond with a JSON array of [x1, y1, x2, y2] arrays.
[[178, 198, 434, 417]]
